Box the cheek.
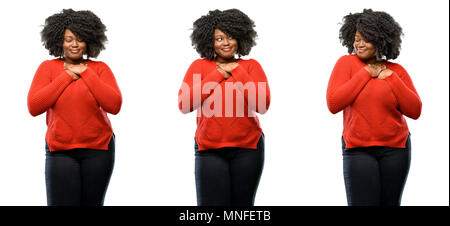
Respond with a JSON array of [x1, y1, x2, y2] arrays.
[[232, 41, 238, 49], [80, 43, 87, 53], [62, 42, 70, 50], [214, 42, 221, 51], [367, 43, 375, 52]]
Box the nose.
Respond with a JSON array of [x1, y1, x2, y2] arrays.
[[71, 40, 79, 48], [223, 38, 230, 45]]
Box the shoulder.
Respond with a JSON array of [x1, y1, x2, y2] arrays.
[[35, 59, 62, 73], [385, 61, 407, 74], [336, 54, 358, 64], [238, 58, 264, 71], [239, 58, 260, 65], [86, 60, 114, 73], [39, 59, 61, 67], [87, 60, 109, 68], [191, 58, 211, 66], [332, 55, 363, 72], [187, 58, 214, 71]]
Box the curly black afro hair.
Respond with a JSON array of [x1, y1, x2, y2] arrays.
[[339, 9, 403, 60], [41, 9, 107, 58], [191, 9, 257, 60]]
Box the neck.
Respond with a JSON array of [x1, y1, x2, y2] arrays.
[[215, 56, 237, 64], [63, 57, 85, 65], [363, 56, 378, 64]]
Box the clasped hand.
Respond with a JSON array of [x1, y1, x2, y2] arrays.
[[364, 63, 393, 79], [64, 62, 88, 80], [216, 62, 239, 79]]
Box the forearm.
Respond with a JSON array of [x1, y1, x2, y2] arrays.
[[81, 67, 122, 114], [326, 68, 371, 114], [227, 65, 270, 114], [385, 72, 422, 119], [179, 69, 224, 113], [27, 72, 72, 116]]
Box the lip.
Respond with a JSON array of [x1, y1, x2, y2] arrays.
[[357, 49, 366, 54], [221, 47, 232, 52], [70, 49, 81, 54]]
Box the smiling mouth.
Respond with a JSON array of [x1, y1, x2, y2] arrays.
[[357, 49, 367, 54], [70, 49, 81, 54]]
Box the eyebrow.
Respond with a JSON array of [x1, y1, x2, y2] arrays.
[[64, 36, 83, 40]]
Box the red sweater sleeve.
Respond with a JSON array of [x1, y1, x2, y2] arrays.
[[227, 59, 271, 114], [385, 65, 422, 119], [80, 62, 122, 115], [178, 60, 225, 113], [27, 61, 73, 116], [326, 56, 371, 114]]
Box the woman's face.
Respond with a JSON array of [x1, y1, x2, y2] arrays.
[[353, 30, 376, 63], [214, 29, 238, 62], [62, 29, 87, 63]]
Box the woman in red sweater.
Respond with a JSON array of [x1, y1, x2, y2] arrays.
[[326, 9, 422, 206], [178, 9, 270, 206], [27, 9, 122, 206]]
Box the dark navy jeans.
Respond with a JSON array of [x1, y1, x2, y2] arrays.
[[45, 135, 115, 206], [342, 134, 411, 206], [195, 134, 265, 206]]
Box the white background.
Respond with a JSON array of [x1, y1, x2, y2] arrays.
[[0, 0, 448, 206]]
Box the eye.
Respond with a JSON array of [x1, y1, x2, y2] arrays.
[[216, 38, 223, 41]]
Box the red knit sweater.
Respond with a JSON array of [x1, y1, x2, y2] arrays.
[[28, 59, 122, 151], [178, 59, 270, 151], [327, 55, 422, 148]]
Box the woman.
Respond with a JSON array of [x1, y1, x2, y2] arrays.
[[326, 9, 422, 206], [178, 9, 270, 206], [27, 9, 122, 206]]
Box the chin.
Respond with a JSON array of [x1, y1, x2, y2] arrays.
[[357, 55, 369, 61], [71, 57, 84, 61]]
